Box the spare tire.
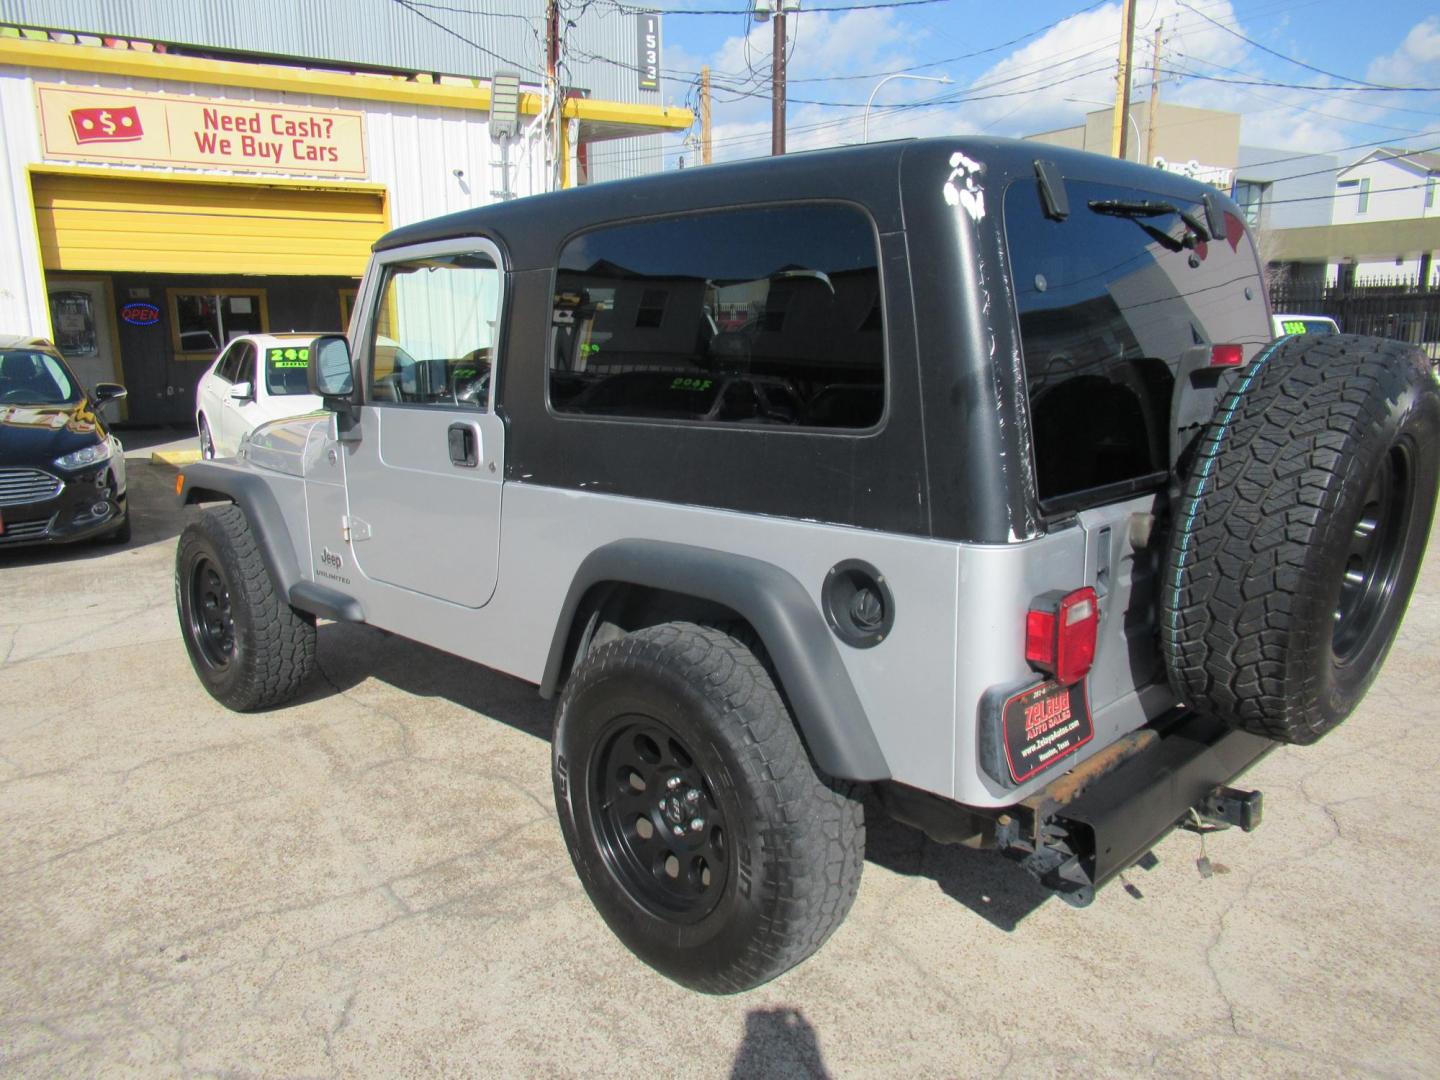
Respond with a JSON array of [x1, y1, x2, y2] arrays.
[[1162, 334, 1439, 745]]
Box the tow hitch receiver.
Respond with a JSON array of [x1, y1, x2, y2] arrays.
[[1193, 785, 1263, 832], [999, 711, 1274, 906]]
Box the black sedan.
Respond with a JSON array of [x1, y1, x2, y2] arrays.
[[0, 336, 130, 548]]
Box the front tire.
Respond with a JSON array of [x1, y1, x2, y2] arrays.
[[553, 622, 865, 993], [175, 505, 316, 711]]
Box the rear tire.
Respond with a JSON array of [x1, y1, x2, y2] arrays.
[[1162, 335, 1440, 744], [175, 504, 316, 711], [552, 622, 865, 993], [198, 416, 216, 460]]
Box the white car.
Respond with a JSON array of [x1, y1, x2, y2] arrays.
[[1272, 313, 1340, 337], [195, 333, 325, 459]]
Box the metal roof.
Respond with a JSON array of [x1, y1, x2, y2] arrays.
[[0, 0, 666, 106]]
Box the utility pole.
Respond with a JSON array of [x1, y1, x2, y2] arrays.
[[546, 0, 561, 188], [1110, 0, 1137, 160], [771, 4, 787, 155], [1144, 20, 1162, 167], [701, 65, 712, 165]]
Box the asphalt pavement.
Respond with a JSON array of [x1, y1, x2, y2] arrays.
[[2, 458, 1438, 1078]]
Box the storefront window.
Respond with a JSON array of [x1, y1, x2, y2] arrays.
[[169, 290, 267, 355], [49, 291, 98, 358]]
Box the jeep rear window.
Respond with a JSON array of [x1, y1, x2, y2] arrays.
[[550, 204, 883, 429], [1004, 177, 1270, 510]]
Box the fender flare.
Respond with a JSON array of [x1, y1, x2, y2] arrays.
[[540, 539, 891, 782], [178, 461, 363, 623]]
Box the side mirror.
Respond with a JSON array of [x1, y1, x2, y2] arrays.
[[307, 334, 358, 440], [92, 382, 127, 405], [228, 381, 253, 401], [307, 335, 354, 398]]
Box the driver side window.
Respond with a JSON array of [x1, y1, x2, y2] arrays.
[[367, 251, 501, 410]]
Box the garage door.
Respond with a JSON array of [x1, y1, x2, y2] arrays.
[[31, 172, 386, 276]]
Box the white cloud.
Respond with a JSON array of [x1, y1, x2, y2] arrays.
[[1366, 16, 1440, 85], [662, 0, 1425, 168], [956, 1, 1249, 136]]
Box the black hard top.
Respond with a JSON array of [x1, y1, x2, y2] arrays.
[[374, 136, 1232, 271]]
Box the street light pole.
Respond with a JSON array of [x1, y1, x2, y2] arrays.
[[862, 73, 951, 144]]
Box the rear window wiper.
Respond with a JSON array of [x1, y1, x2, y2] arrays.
[[1087, 199, 1211, 248]]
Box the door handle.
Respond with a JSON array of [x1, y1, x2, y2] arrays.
[[448, 423, 478, 467]]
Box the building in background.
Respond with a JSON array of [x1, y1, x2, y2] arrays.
[[0, 2, 690, 423], [1327, 148, 1439, 285], [1028, 104, 1440, 295]]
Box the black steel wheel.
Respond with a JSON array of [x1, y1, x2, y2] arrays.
[[187, 555, 236, 670], [175, 505, 316, 711], [1164, 335, 1440, 744], [591, 717, 729, 924], [553, 622, 865, 993], [1331, 442, 1416, 665]]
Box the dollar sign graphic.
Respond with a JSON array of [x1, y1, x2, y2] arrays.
[[98, 110, 116, 136]]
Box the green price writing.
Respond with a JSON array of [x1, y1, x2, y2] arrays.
[[266, 347, 311, 368], [670, 377, 713, 392]]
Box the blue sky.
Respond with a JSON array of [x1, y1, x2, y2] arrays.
[[635, 0, 1440, 167]]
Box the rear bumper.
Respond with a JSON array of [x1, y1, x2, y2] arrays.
[[1001, 710, 1274, 904]]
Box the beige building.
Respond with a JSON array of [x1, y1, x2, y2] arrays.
[[1028, 104, 1440, 292], [1028, 102, 1240, 189]]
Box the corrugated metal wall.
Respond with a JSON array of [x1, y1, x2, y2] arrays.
[[0, 0, 666, 180], [0, 66, 49, 334], [0, 62, 551, 336]]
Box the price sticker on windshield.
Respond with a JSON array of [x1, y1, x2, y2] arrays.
[[266, 347, 310, 369]]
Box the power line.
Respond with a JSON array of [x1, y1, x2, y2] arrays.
[[394, 0, 544, 22], [764, 0, 1110, 84], [1176, 1, 1404, 91], [388, 0, 543, 77], [582, 59, 1121, 163], [1157, 68, 1440, 93], [1264, 180, 1433, 206], [594, 0, 952, 15], [1163, 55, 1440, 126], [1239, 129, 1440, 171]]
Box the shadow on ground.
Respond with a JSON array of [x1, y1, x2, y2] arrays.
[[731, 1007, 831, 1079], [116, 423, 197, 456], [307, 619, 1054, 931]]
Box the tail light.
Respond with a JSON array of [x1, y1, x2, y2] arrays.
[[1209, 343, 1245, 367], [1025, 587, 1099, 686]]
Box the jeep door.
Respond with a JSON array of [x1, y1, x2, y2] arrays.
[[338, 239, 505, 608]]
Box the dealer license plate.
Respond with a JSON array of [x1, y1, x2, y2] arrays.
[[1000, 680, 1093, 784]]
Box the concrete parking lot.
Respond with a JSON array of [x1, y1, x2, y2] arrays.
[[2, 454, 1438, 1078]]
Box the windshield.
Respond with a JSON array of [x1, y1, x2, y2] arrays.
[[264, 345, 315, 396], [1277, 317, 1337, 336], [0, 349, 82, 405], [1004, 177, 1271, 509]]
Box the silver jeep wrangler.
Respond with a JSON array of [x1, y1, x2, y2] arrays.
[[175, 138, 1440, 993]]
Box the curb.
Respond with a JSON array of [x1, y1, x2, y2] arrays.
[[150, 449, 202, 467]]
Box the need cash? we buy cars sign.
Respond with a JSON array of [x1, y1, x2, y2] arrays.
[[36, 85, 367, 178]]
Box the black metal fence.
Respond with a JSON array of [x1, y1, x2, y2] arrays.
[[1268, 278, 1440, 359]]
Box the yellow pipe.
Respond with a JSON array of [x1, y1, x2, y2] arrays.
[[1, 37, 692, 133]]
